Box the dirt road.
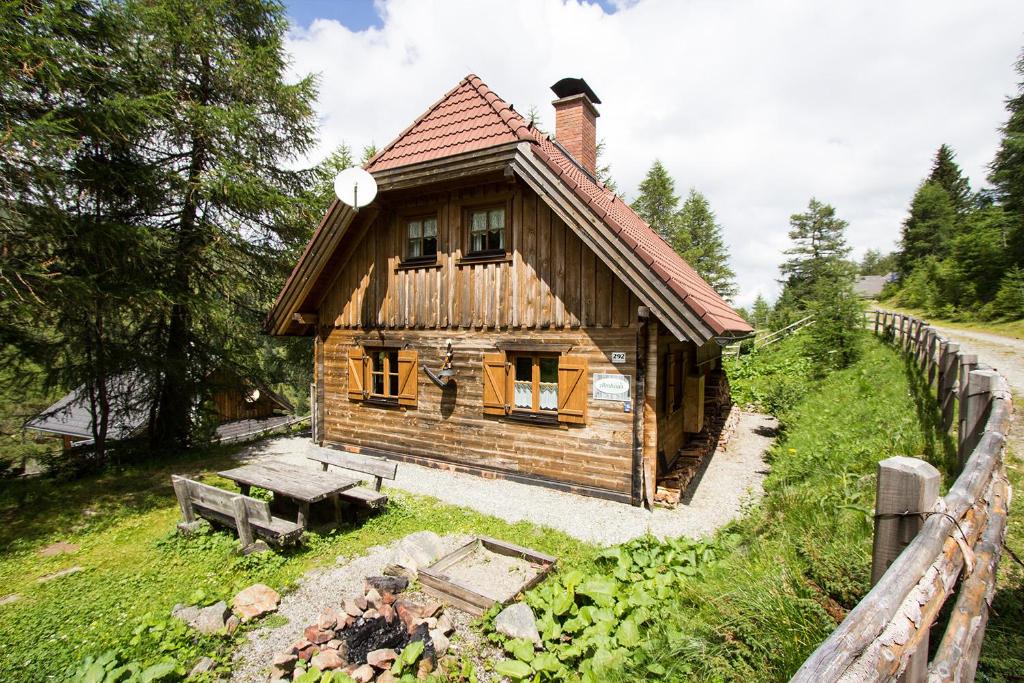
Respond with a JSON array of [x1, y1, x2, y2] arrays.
[[927, 325, 1024, 397]]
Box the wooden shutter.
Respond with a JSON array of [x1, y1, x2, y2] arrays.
[[482, 352, 509, 415], [347, 346, 365, 401], [558, 356, 588, 425], [683, 372, 705, 433], [397, 349, 418, 407]]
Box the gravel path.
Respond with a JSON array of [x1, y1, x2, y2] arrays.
[[229, 534, 475, 682], [236, 411, 776, 545], [927, 325, 1024, 396]]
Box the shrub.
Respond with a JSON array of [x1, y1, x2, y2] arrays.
[[992, 265, 1024, 319], [806, 277, 864, 371]]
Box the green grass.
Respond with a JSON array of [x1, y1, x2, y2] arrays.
[[877, 303, 1024, 340], [618, 335, 956, 681], [0, 444, 596, 681]]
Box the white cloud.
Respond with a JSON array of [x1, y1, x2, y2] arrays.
[[285, 0, 1024, 308]]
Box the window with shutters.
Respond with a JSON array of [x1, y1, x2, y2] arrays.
[[482, 351, 587, 425], [348, 346, 418, 408]]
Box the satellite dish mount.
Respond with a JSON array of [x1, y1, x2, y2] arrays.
[[334, 167, 378, 212]]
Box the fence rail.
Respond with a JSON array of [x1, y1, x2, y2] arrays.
[[723, 315, 815, 358], [792, 309, 1013, 682]]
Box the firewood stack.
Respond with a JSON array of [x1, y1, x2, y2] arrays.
[[654, 369, 738, 507]]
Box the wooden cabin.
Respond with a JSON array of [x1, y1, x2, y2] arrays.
[[266, 75, 752, 506]]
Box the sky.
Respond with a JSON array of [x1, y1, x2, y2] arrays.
[[281, 0, 1024, 308]]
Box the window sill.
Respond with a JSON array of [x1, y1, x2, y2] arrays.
[[363, 396, 401, 408], [396, 258, 441, 271], [502, 411, 560, 427], [457, 252, 511, 266]]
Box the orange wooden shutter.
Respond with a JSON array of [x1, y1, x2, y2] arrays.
[[482, 352, 509, 415], [347, 347, 365, 401], [558, 356, 588, 424], [397, 349, 418, 407]]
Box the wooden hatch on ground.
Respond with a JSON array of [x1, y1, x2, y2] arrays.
[[418, 537, 556, 615]]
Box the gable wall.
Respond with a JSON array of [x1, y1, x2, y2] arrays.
[[317, 179, 639, 331]]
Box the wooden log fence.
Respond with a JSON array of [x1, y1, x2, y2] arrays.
[[794, 310, 1013, 682]]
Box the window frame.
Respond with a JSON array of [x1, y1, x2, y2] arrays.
[[366, 347, 401, 403], [402, 212, 439, 265], [509, 352, 561, 417], [463, 200, 511, 259]]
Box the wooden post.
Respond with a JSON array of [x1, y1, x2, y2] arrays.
[[309, 382, 317, 444], [956, 353, 978, 464], [928, 336, 941, 388], [172, 476, 197, 530], [914, 323, 927, 367], [960, 370, 999, 467], [231, 496, 255, 549], [642, 316, 659, 509], [873, 310, 880, 335], [940, 342, 959, 431], [872, 456, 941, 683], [631, 307, 649, 507], [905, 318, 916, 354]]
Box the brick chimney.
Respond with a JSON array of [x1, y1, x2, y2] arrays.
[[551, 77, 601, 175]]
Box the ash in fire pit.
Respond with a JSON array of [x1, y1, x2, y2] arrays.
[[343, 616, 409, 664]]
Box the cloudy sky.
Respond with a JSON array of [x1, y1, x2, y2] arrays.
[[282, 0, 1024, 308]]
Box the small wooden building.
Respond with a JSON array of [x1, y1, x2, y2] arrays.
[[266, 75, 752, 506]]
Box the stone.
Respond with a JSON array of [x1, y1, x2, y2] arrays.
[[171, 603, 201, 626], [495, 603, 541, 645], [194, 601, 232, 635], [0, 595, 19, 607], [310, 649, 345, 671], [287, 639, 311, 656], [378, 603, 396, 623], [435, 613, 454, 636], [395, 600, 419, 629], [271, 652, 297, 671], [37, 565, 84, 583], [376, 672, 398, 683], [232, 583, 280, 621], [429, 630, 449, 657], [39, 541, 79, 557], [362, 608, 380, 621], [296, 644, 317, 662], [354, 596, 368, 611], [188, 656, 216, 677], [421, 601, 442, 618], [365, 576, 409, 596], [417, 656, 435, 678], [413, 617, 437, 630], [366, 648, 398, 669], [241, 539, 271, 555], [350, 664, 376, 683], [402, 531, 444, 567], [318, 607, 339, 630], [324, 639, 343, 650], [342, 597, 364, 617], [304, 625, 333, 644], [225, 615, 241, 636], [383, 562, 417, 581], [365, 588, 382, 609]]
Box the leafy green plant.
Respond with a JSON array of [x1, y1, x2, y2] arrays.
[[69, 651, 178, 683]]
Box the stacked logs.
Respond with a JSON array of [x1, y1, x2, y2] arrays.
[[654, 370, 738, 507], [270, 576, 454, 682]]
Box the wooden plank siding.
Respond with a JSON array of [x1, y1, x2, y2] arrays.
[[316, 180, 639, 332], [322, 327, 636, 495]]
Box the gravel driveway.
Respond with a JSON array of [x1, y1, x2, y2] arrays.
[[236, 411, 776, 546]]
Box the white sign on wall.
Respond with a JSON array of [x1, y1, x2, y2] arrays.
[[610, 352, 627, 364], [593, 373, 632, 402]]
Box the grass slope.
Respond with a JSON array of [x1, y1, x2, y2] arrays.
[[623, 335, 956, 681]]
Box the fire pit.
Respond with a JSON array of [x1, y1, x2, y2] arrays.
[[418, 536, 556, 615]]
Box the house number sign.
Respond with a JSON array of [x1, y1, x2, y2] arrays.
[[610, 352, 626, 364], [593, 373, 632, 401]]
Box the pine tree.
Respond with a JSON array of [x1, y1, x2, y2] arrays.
[[928, 144, 972, 214], [134, 0, 319, 449], [595, 139, 619, 195], [674, 189, 738, 300], [859, 249, 898, 275], [779, 198, 853, 305], [631, 160, 679, 240], [989, 48, 1024, 268], [750, 294, 772, 328], [360, 143, 378, 166], [897, 181, 956, 278]]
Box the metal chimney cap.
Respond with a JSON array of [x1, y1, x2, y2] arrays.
[[550, 77, 601, 105]]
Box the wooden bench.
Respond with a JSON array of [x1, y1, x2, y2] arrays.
[[171, 475, 303, 549], [306, 449, 398, 509]]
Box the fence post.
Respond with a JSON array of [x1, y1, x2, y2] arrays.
[[956, 353, 978, 463], [872, 456, 941, 683], [914, 323, 927, 366], [928, 336, 941, 387], [874, 310, 880, 335], [940, 342, 959, 431], [309, 381, 317, 444], [960, 369, 999, 467], [906, 319, 917, 354]]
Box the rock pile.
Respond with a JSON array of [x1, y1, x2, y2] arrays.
[[172, 583, 281, 636], [270, 576, 454, 682]]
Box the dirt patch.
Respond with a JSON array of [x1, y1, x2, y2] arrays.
[[39, 541, 79, 557], [435, 545, 540, 602]]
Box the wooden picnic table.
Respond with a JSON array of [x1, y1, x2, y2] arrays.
[[217, 461, 358, 528]]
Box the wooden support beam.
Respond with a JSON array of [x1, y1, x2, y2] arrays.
[[292, 311, 317, 325], [940, 342, 959, 431], [231, 496, 255, 548]]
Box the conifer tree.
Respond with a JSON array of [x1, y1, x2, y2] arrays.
[[595, 140, 619, 195], [779, 198, 853, 305], [928, 144, 972, 214], [989, 48, 1024, 267], [896, 182, 956, 278], [674, 189, 738, 300], [631, 160, 679, 240], [750, 294, 772, 328]]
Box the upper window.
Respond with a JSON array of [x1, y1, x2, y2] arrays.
[[512, 353, 559, 414], [406, 216, 437, 261], [468, 206, 506, 255]]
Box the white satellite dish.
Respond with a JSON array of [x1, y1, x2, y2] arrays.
[[334, 167, 378, 211], [244, 388, 260, 404]]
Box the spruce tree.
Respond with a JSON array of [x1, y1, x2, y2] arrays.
[[779, 198, 853, 305], [896, 182, 956, 278], [631, 160, 679, 240], [928, 144, 972, 214], [674, 189, 738, 300], [133, 0, 319, 448], [595, 139, 619, 195], [989, 48, 1024, 268], [750, 294, 772, 328]]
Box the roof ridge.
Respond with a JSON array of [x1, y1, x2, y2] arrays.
[[364, 74, 478, 170], [464, 74, 535, 143]]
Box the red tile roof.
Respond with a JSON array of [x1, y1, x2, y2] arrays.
[[366, 74, 752, 338]]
